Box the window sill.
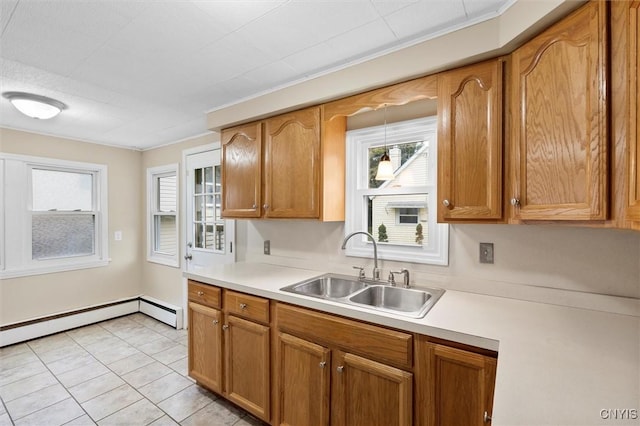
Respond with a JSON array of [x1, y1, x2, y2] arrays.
[[146, 256, 180, 268], [0, 259, 110, 279]]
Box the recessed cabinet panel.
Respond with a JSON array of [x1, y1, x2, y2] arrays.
[[627, 1, 640, 220], [188, 302, 223, 394], [438, 59, 504, 221], [511, 0, 608, 220], [221, 122, 262, 218], [278, 333, 331, 426], [264, 107, 320, 218]]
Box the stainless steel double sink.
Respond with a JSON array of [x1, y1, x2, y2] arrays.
[[280, 273, 444, 319]]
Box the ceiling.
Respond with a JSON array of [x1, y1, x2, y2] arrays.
[[0, 0, 513, 150]]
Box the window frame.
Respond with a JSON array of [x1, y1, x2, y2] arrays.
[[344, 116, 449, 266], [396, 207, 420, 225], [147, 164, 179, 267], [0, 153, 109, 278]]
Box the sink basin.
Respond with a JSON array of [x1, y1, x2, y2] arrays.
[[281, 274, 444, 319], [349, 285, 431, 313], [281, 274, 369, 299]]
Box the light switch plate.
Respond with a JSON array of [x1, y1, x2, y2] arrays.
[[479, 242, 494, 264], [114, 231, 122, 241]]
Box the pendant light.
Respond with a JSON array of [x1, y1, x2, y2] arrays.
[[3, 92, 66, 119], [375, 104, 394, 181]]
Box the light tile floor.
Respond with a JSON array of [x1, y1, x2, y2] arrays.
[[0, 314, 264, 426]]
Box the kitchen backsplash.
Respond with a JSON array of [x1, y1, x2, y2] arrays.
[[237, 220, 640, 316]]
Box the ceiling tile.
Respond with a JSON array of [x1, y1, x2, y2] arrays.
[[384, 0, 467, 41], [324, 18, 399, 65], [462, 0, 510, 16]]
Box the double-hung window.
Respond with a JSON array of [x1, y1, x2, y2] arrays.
[[147, 164, 178, 267], [344, 116, 449, 265], [1, 154, 109, 278]]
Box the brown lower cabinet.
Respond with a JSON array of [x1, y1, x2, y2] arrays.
[[187, 281, 497, 425]]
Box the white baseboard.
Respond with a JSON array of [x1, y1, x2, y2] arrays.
[[0, 299, 139, 347], [0, 295, 184, 348], [139, 296, 183, 329]]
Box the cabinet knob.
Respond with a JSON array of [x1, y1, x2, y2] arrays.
[[239, 303, 247, 310], [319, 361, 326, 369], [212, 319, 219, 325], [263, 204, 269, 210], [510, 198, 520, 206], [197, 291, 204, 296], [442, 199, 450, 207], [484, 411, 492, 423], [252, 204, 257, 209], [222, 324, 229, 331], [336, 366, 344, 373]]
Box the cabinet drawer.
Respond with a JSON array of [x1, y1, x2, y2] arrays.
[[225, 290, 270, 324], [276, 303, 413, 369], [188, 281, 221, 309]]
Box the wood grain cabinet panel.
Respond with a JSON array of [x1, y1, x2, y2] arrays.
[[424, 343, 497, 426], [626, 1, 640, 220], [221, 122, 262, 218], [510, 0, 608, 221], [188, 301, 223, 394], [264, 107, 321, 218], [277, 333, 331, 426], [437, 59, 504, 222], [332, 351, 413, 426], [225, 314, 271, 421]]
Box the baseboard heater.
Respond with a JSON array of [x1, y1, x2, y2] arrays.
[[0, 296, 183, 348]]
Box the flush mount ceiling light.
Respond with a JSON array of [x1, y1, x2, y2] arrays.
[[375, 104, 395, 181], [2, 91, 67, 119]]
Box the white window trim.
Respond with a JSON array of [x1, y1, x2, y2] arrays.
[[345, 116, 449, 266], [0, 158, 4, 272], [147, 163, 179, 267], [0, 153, 109, 279]]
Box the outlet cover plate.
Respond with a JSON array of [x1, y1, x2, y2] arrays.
[[479, 242, 494, 264]]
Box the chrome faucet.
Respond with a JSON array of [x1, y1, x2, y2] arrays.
[[389, 268, 410, 288], [341, 231, 381, 281]]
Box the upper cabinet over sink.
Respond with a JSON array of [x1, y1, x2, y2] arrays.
[[509, 0, 608, 221]]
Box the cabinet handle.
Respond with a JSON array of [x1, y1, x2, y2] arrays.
[[212, 320, 219, 325], [197, 291, 204, 296], [319, 361, 326, 369], [484, 411, 492, 423], [510, 198, 520, 206], [442, 199, 450, 207], [263, 204, 269, 210], [336, 366, 344, 373], [222, 324, 229, 331], [239, 303, 247, 310], [252, 204, 257, 209]]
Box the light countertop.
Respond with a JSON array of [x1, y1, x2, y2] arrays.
[[185, 262, 640, 426]]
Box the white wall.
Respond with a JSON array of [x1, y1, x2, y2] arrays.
[[238, 220, 640, 315]]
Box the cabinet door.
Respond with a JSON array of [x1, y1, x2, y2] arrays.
[[225, 315, 270, 421], [510, 0, 608, 220], [221, 122, 262, 218], [264, 107, 320, 218], [277, 333, 330, 426], [426, 343, 497, 426], [627, 1, 640, 220], [188, 302, 223, 394], [438, 59, 504, 221], [332, 351, 412, 426]]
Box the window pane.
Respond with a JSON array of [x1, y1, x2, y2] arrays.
[[214, 165, 221, 193], [215, 224, 225, 251], [368, 141, 428, 189], [369, 194, 428, 246], [158, 175, 176, 212], [205, 224, 215, 249], [195, 195, 204, 221], [194, 168, 203, 194], [154, 215, 176, 255], [32, 214, 95, 259], [32, 169, 93, 211], [205, 195, 215, 222], [195, 223, 204, 248], [205, 166, 214, 193]]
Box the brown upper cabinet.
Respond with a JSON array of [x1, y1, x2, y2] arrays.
[[625, 1, 640, 221], [221, 106, 346, 221], [221, 121, 262, 218], [510, 0, 608, 221], [437, 59, 505, 222]]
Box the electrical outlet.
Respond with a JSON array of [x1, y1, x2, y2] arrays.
[[479, 242, 494, 264], [114, 231, 122, 241], [264, 240, 271, 255]]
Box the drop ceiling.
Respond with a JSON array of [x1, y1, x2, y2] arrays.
[[0, 0, 514, 150]]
